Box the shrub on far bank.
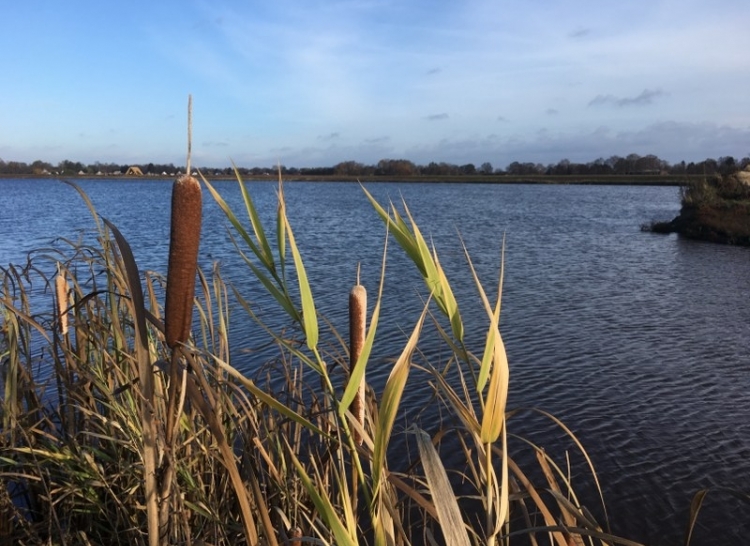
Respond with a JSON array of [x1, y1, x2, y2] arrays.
[[646, 170, 750, 245]]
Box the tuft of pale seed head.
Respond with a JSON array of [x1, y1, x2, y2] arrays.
[[349, 284, 367, 445], [165, 175, 202, 348], [55, 268, 69, 336]]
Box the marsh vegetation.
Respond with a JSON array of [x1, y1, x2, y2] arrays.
[[646, 170, 750, 245]]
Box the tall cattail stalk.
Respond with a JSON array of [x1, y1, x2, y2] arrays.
[[161, 172, 202, 535], [348, 275, 367, 445]]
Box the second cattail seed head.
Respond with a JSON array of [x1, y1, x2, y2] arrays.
[[349, 283, 367, 445]]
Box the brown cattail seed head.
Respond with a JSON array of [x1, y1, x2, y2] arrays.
[[165, 175, 202, 348], [55, 269, 69, 336], [349, 284, 367, 445]]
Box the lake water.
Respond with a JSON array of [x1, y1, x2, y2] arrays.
[[2, 178, 749, 545]]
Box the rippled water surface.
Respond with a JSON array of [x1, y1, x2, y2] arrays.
[[2, 178, 749, 545]]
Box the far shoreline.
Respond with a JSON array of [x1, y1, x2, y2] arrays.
[[0, 173, 700, 186]]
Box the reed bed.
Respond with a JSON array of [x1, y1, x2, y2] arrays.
[[1, 172, 647, 545]]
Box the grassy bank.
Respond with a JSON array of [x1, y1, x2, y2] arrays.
[[2, 173, 656, 545], [646, 171, 750, 245]]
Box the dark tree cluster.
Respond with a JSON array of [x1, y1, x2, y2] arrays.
[[1, 153, 748, 178]]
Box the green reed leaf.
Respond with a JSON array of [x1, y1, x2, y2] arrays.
[[229, 232, 301, 322], [232, 162, 275, 271], [276, 171, 287, 280], [434, 249, 464, 343], [203, 176, 274, 273], [281, 196, 318, 350], [363, 185, 464, 343]]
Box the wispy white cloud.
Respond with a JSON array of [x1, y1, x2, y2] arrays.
[[589, 89, 667, 107], [569, 28, 591, 39]]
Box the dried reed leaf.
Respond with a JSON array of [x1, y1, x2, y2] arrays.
[[480, 328, 508, 444], [685, 489, 708, 546], [528, 408, 609, 529], [506, 456, 569, 546], [462, 235, 505, 393], [414, 427, 472, 546]]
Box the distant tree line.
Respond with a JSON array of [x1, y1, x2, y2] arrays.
[[1, 154, 748, 177]]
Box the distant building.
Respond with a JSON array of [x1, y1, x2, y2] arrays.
[[125, 166, 144, 176]]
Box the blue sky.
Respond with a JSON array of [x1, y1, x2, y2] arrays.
[[2, 0, 749, 168]]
